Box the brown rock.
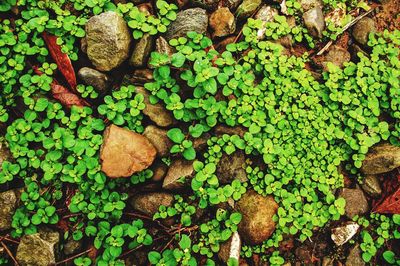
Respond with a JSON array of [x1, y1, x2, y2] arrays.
[[216, 150, 248, 184], [338, 188, 369, 219], [143, 125, 173, 157], [193, 133, 211, 151], [0, 141, 11, 171], [209, 8, 236, 38], [63, 237, 82, 255], [345, 244, 365, 266], [360, 175, 382, 198], [78, 67, 111, 92], [323, 45, 350, 70], [235, 190, 278, 245], [130, 34, 154, 67], [85, 11, 132, 71], [16, 229, 60, 266], [0, 189, 17, 231], [129, 192, 174, 217], [361, 143, 400, 174], [135, 87, 175, 127], [352, 17, 375, 46], [124, 69, 154, 84], [151, 161, 168, 182], [155, 36, 175, 57], [100, 125, 156, 178], [215, 124, 247, 138], [163, 159, 194, 190]]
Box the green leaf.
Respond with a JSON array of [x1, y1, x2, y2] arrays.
[[179, 234, 191, 250], [171, 53, 186, 67], [383, 250, 396, 264], [167, 128, 185, 143], [183, 147, 196, 160], [148, 251, 162, 264]]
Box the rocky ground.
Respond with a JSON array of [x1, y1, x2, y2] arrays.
[[0, 0, 400, 265]]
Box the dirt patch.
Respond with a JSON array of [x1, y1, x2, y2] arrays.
[[374, 0, 400, 31]]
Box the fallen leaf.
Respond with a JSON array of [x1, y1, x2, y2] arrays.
[[51, 84, 89, 108], [42, 32, 77, 90], [373, 183, 400, 214], [32, 66, 89, 108], [373, 187, 400, 214]]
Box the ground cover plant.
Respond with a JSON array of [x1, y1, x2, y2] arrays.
[[0, 0, 399, 265]]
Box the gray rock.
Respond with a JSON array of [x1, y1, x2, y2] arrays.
[[331, 222, 360, 246], [163, 159, 194, 190], [225, 0, 243, 11], [165, 8, 208, 41], [236, 0, 262, 19], [190, 0, 219, 10], [143, 125, 173, 157], [361, 175, 382, 198], [361, 143, 400, 175], [338, 188, 369, 219], [85, 11, 132, 71], [303, 7, 325, 38], [323, 45, 351, 70], [216, 150, 248, 184], [0, 189, 17, 231], [16, 229, 60, 266], [78, 67, 111, 92], [235, 190, 278, 245], [345, 245, 365, 266], [135, 87, 175, 127], [130, 34, 154, 67], [255, 5, 278, 21], [300, 0, 323, 11], [254, 5, 279, 39], [209, 8, 236, 38], [155, 36, 175, 57], [218, 232, 241, 264], [129, 192, 174, 217], [63, 237, 82, 255], [352, 17, 375, 45]]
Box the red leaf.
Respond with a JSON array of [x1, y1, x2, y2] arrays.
[[42, 32, 77, 90], [51, 84, 89, 108], [373, 186, 400, 214], [32, 66, 89, 108]]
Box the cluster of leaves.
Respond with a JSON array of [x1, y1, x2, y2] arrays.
[[1, 0, 400, 264], [97, 85, 145, 132], [355, 214, 400, 264], [118, 0, 178, 39], [145, 24, 400, 263], [154, 195, 197, 226]]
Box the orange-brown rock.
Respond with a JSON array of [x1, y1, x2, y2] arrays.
[[100, 125, 156, 178], [235, 190, 278, 245]]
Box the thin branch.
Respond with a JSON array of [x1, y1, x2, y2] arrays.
[[55, 248, 93, 265], [317, 8, 375, 55], [0, 241, 19, 266]]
